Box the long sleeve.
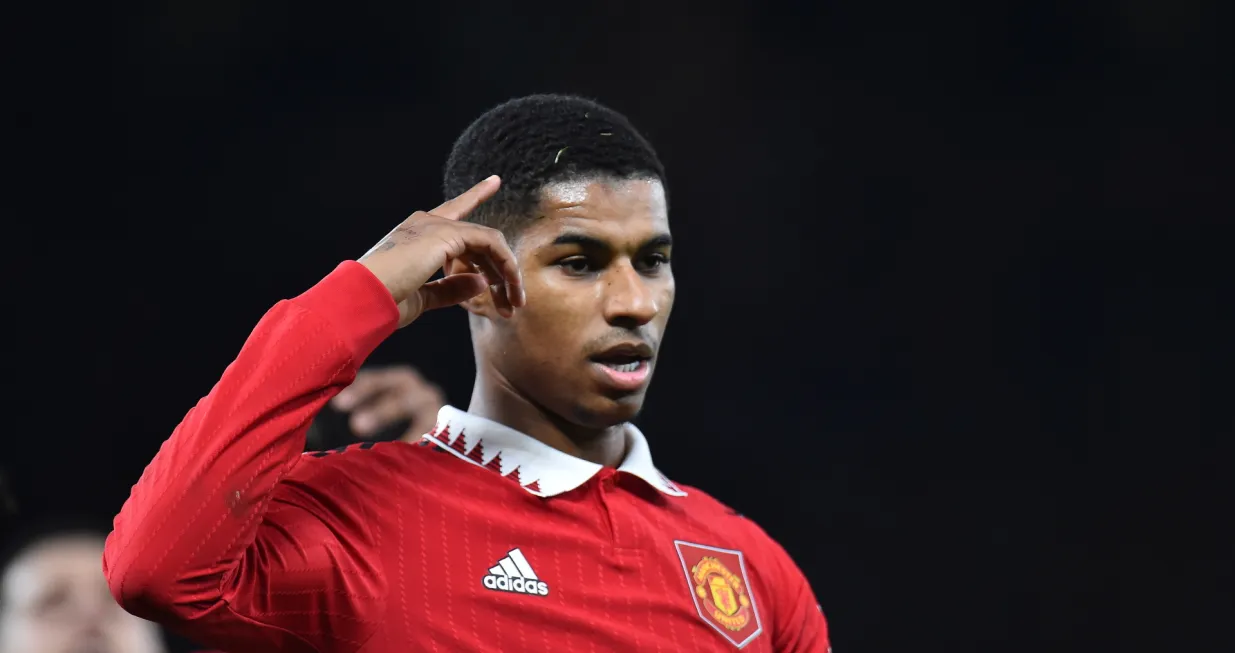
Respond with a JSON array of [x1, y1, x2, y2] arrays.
[[104, 261, 399, 653], [773, 571, 831, 652], [767, 540, 831, 653]]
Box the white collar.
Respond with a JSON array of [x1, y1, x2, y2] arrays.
[[421, 406, 687, 498]]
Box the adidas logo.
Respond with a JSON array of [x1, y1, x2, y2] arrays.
[[482, 548, 549, 597]]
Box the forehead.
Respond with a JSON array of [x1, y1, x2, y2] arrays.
[[518, 177, 669, 248], [2, 537, 106, 602]]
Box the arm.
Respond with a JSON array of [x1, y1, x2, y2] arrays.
[[767, 539, 831, 653], [104, 176, 524, 652], [773, 567, 830, 652], [104, 262, 398, 652]]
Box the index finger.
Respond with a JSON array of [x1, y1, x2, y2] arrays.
[[432, 175, 501, 221], [332, 374, 386, 410], [333, 367, 418, 410]]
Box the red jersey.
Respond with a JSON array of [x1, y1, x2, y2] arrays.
[[104, 261, 830, 652]]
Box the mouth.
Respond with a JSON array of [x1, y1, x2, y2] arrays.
[[588, 343, 655, 391], [601, 360, 644, 373], [70, 640, 111, 653], [589, 342, 654, 368]]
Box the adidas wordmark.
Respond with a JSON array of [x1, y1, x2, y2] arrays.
[[482, 548, 549, 597]]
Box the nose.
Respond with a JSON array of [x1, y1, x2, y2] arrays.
[[602, 261, 659, 328]]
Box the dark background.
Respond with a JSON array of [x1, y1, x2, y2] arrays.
[[7, 1, 1232, 651]]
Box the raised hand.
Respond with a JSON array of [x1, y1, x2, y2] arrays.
[[359, 176, 525, 328]]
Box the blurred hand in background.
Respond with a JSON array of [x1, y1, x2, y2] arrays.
[[329, 366, 446, 444]]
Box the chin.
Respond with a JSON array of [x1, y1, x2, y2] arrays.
[[569, 392, 646, 428]]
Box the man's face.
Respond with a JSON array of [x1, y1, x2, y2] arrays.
[[0, 535, 165, 653], [479, 176, 674, 428]]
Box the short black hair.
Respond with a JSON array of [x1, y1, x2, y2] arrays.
[[443, 94, 666, 237]]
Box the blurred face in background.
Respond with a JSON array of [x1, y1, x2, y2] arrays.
[[0, 534, 165, 653]]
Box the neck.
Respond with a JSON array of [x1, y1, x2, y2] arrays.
[[467, 369, 629, 468]]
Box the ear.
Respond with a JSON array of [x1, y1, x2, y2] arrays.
[[444, 256, 500, 319]]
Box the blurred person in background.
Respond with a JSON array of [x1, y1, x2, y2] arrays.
[[104, 94, 828, 652], [0, 367, 454, 653], [0, 524, 165, 653]]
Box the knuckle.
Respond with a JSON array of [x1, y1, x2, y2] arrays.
[[478, 226, 508, 246], [413, 212, 452, 231], [404, 366, 427, 383], [389, 364, 416, 378]]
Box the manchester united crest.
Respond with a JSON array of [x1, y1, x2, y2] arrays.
[[674, 541, 763, 648]]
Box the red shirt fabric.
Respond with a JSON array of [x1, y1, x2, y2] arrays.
[[104, 261, 830, 652]]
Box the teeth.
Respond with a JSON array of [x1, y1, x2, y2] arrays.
[[607, 361, 641, 373]]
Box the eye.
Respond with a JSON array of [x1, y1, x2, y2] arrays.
[[557, 256, 594, 276], [32, 586, 71, 616], [637, 252, 671, 273]]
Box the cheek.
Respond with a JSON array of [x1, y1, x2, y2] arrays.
[[4, 618, 67, 647], [657, 282, 676, 322], [504, 307, 586, 381], [509, 276, 594, 345]]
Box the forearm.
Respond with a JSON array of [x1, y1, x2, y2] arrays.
[[104, 262, 398, 621]]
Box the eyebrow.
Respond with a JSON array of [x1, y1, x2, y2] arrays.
[[550, 233, 673, 250]]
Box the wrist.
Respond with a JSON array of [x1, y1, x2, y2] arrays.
[[292, 262, 400, 359], [357, 254, 408, 303]]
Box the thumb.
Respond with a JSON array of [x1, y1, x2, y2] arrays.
[[417, 273, 488, 313]]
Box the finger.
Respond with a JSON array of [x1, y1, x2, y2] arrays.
[[460, 254, 512, 317], [460, 226, 525, 310], [431, 175, 501, 222], [350, 393, 414, 436], [458, 256, 500, 288], [333, 372, 395, 410], [351, 385, 444, 437], [484, 243, 526, 311], [418, 273, 489, 313], [478, 256, 514, 317], [427, 222, 524, 311], [334, 366, 428, 410], [401, 414, 438, 443], [403, 388, 445, 441]]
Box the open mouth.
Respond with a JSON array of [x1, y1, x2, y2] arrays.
[[588, 342, 655, 390], [591, 354, 649, 373]]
